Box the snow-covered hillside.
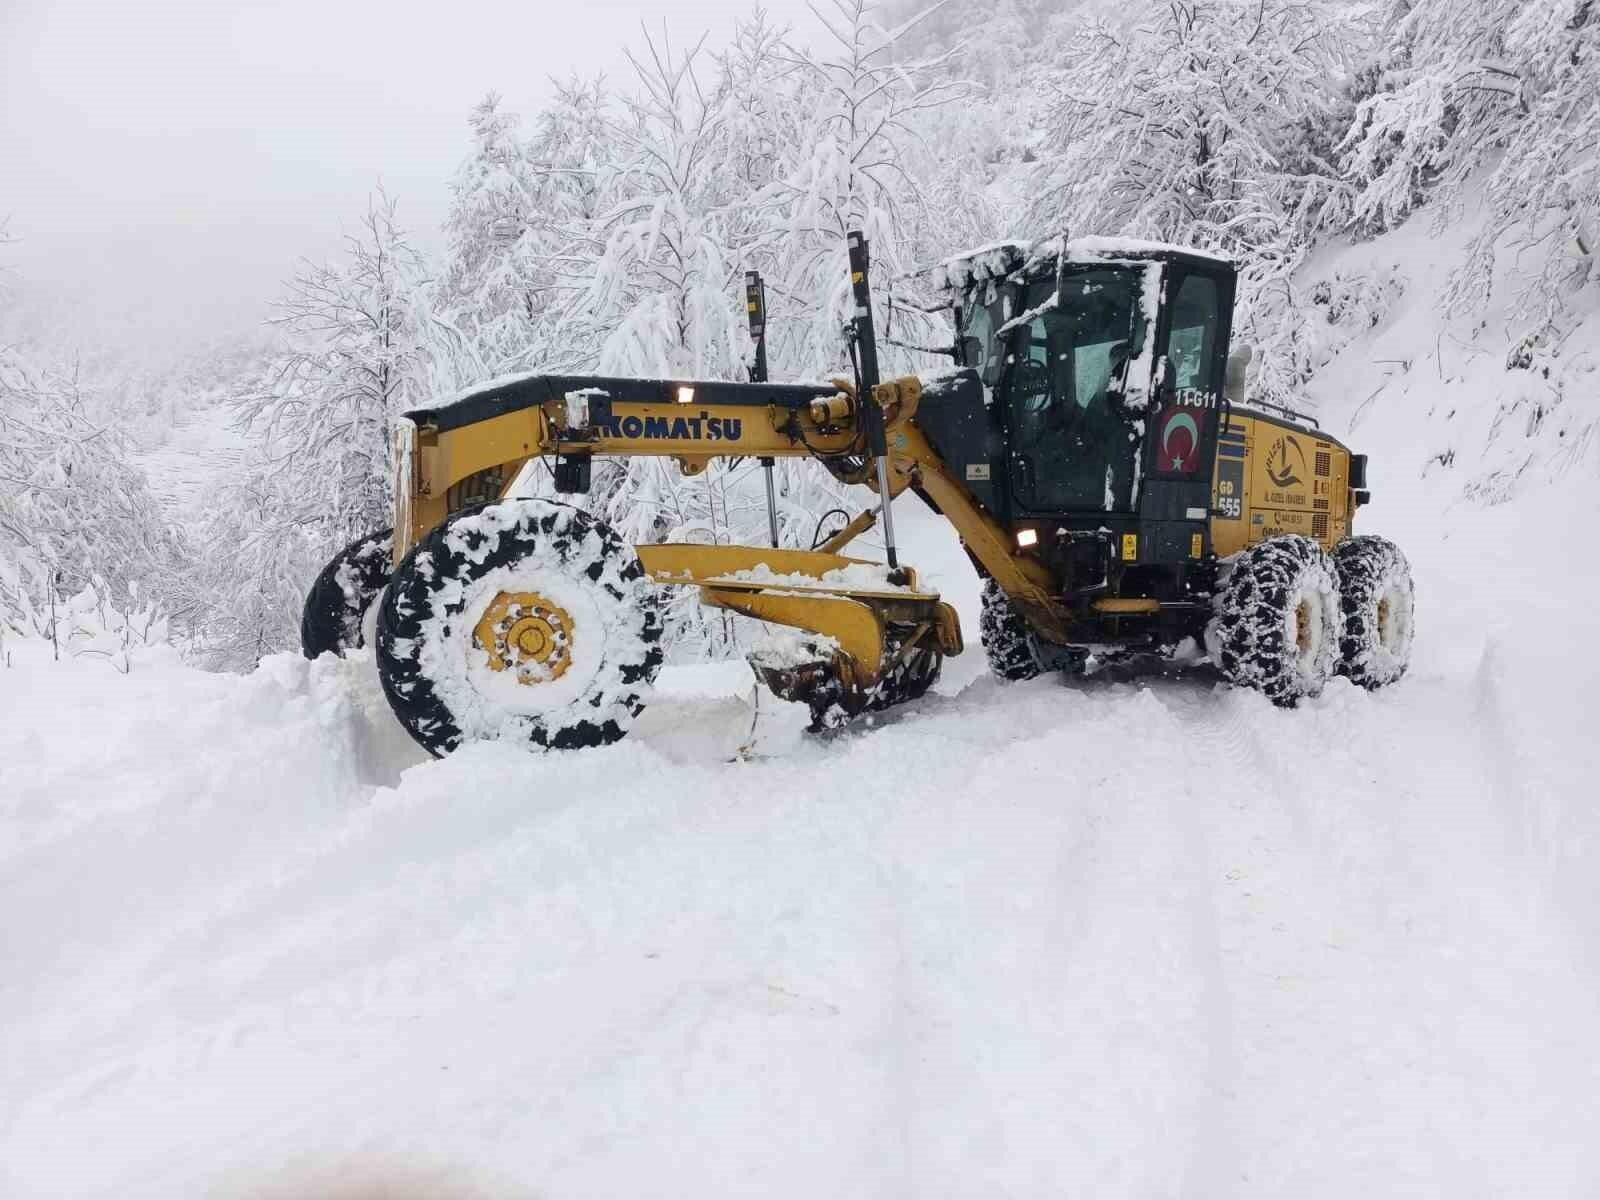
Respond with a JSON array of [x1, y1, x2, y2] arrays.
[[1299, 192, 1600, 509], [134, 400, 247, 524]]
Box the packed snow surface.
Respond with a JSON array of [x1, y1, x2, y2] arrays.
[[5, 475, 1600, 1196]]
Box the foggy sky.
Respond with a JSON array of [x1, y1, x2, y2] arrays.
[[2, 0, 814, 349]]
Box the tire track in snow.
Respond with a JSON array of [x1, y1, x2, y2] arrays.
[[850, 683, 1242, 1197], [1153, 666, 1600, 1195]]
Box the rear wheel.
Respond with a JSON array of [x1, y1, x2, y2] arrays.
[[1333, 535, 1414, 688], [1206, 534, 1339, 706], [300, 528, 392, 659], [978, 579, 1041, 681], [375, 499, 664, 756]]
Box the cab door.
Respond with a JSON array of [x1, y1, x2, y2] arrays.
[[1140, 265, 1236, 562], [1000, 266, 1150, 516]]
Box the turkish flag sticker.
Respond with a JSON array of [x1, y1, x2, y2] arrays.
[[1155, 406, 1204, 474]]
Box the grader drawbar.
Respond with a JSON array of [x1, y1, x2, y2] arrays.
[[301, 231, 1416, 756]]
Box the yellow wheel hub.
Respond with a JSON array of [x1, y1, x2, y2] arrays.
[[473, 592, 574, 684], [1295, 598, 1315, 655]]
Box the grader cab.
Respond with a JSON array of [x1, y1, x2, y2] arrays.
[[301, 232, 1415, 756]]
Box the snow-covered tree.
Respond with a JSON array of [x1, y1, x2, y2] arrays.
[[1023, 0, 1357, 399], [441, 93, 540, 363], [1452, 0, 1599, 315], [1337, 0, 1597, 318], [235, 188, 428, 545], [184, 467, 328, 669], [189, 190, 471, 667], [441, 83, 613, 374], [561, 31, 756, 656], [0, 346, 188, 638], [708, 9, 806, 290], [1339, 0, 1527, 232], [579, 32, 749, 380], [769, 0, 967, 378]]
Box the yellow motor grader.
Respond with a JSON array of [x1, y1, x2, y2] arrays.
[[301, 232, 1415, 755]]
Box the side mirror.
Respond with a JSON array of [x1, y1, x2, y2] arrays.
[[960, 336, 1003, 389], [1225, 344, 1253, 404]]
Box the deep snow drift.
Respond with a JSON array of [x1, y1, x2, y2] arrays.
[[7, 222, 1600, 1195]]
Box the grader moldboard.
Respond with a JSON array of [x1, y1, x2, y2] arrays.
[[301, 232, 1416, 756]]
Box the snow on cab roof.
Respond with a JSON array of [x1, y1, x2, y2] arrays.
[[934, 235, 1230, 291], [1064, 235, 1231, 263]]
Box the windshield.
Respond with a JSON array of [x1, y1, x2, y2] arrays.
[[1002, 266, 1148, 512]]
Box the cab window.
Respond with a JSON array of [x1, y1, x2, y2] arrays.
[[959, 291, 1007, 387], [1166, 273, 1221, 393]]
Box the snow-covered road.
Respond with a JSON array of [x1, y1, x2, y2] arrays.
[[4, 480, 1599, 1198]]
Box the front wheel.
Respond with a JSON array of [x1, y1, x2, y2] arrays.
[[978, 579, 1041, 681], [1205, 534, 1340, 707], [375, 499, 665, 756]]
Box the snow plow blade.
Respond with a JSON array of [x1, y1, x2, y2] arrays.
[[748, 623, 948, 731], [635, 543, 962, 728]]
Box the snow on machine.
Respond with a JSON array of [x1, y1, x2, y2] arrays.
[[301, 232, 1414, 755]]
